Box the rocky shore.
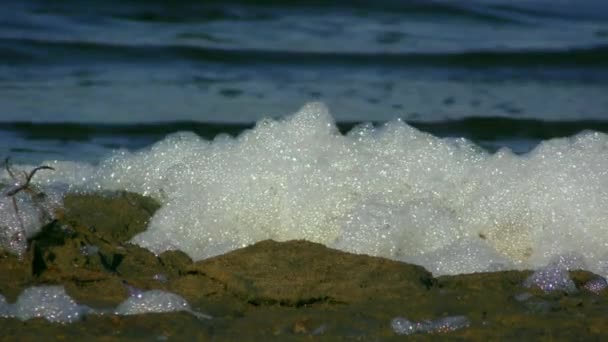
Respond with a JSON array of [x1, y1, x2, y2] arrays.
[[0, 192, 606, 341]]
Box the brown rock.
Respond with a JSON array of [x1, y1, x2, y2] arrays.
[[61, 191, 159, 243], [189, 239, 434, 306]]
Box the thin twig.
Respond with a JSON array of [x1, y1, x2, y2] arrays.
[[4, 157, 15, 179], [2, 158, 55, 247], [11, 196, 25, 242], [5, 165, 54, 197]]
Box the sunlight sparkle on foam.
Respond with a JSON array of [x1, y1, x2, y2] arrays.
[[14, 102, 608, 276], [0, 286, 209, 323]]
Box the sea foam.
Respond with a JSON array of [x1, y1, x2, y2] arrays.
[[0, 286, 90, 323], [7, 102, 608, 276], [0, 286, 208, 323], [391, 315, 470, 335], [0, 171, 63, 257], [116, 289, 212, 319]]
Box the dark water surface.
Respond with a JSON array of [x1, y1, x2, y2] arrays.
[[1, 0, 607, 162]]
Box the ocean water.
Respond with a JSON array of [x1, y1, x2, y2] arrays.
[[2, 0, 608, 161], [1, 0, 608, 277]]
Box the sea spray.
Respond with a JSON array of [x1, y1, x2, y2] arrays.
[[11, 102, 608, 276]]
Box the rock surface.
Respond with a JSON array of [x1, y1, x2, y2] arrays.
[[0, 191, 606, 340]]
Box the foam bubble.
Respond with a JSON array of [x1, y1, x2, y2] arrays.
[[523, 255, 584, 293], [16, 102, 608, 276], [583, 277, 608, 294], [4, 286, 90, 323], [391, 315, 470, 335], [0, 294, 9, 316], [407, 238, 514, 275], [115, 289, 211, 319], [1, 168, 63, 257], [0, 286, 210, 323]]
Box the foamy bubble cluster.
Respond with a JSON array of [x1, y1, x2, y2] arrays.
[[0, 176, 63, 256], [391, 315, 470, 335], [0, 286, 208, 323], [523, 255, 582, 293], [116, 289, 211, 319], [583, 277, 608, 294], [0, 286, 90, 323], [26, 102, 608, 276]]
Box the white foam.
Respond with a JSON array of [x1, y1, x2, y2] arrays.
[[523, 254, 585, 293], [583, 277, 608, 294], [391, 315, 470, 335], [0, 286, 209, 323], [0, 294, 9, 316], [9, 102, 608, 276], [115, 289, 211, 319], [0, 179, 62, 257], [0, 286, 90, 323]]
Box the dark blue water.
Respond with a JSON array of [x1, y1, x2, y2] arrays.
[[1, 0, 608, 162]]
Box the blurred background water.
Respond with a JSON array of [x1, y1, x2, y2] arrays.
[[1, 0, 607, 162]]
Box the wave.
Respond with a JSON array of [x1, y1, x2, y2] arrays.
[[2, 117, 608, 142], [10, 102, 608, 276], [23, 0, 607, 23], [3, 37, 608, 68], [111, 0, 528, 25]]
